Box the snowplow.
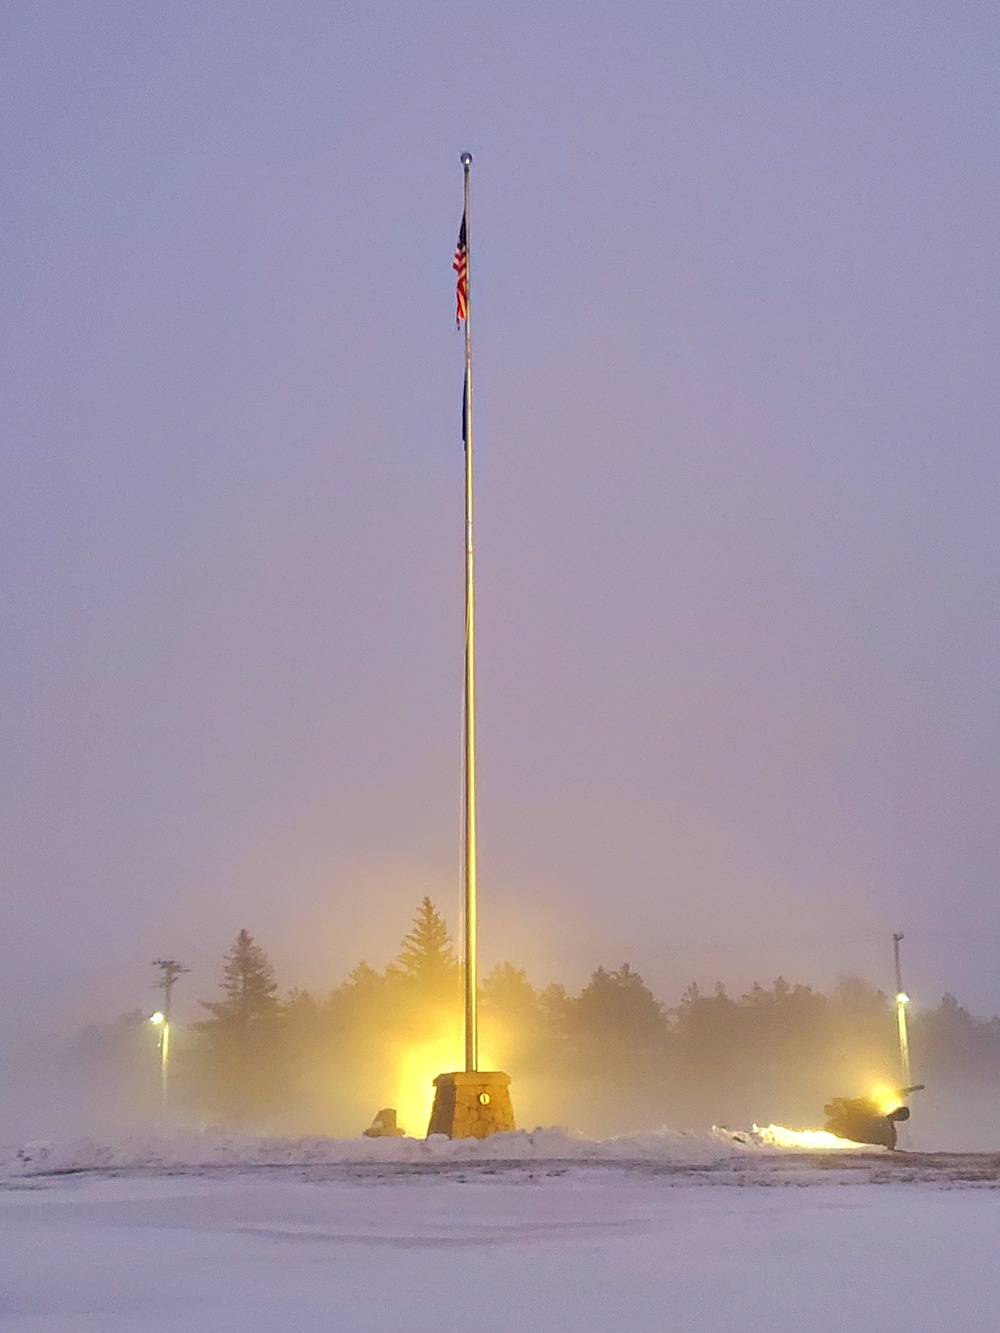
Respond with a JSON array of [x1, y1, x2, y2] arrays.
[[823, 1085, 924, 1149]]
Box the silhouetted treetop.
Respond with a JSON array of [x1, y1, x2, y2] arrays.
[[192, 929, 285, 1125], [574, 964, 667, 1043], [201, 929, 279, 1024], [392, 897, 458, 986], [481, 964, 543, 1028]]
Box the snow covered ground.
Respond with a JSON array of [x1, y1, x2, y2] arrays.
[[2, 1131, 999, 1331]]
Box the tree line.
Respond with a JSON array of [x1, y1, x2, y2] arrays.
[[78, 898, 1000, 1139]]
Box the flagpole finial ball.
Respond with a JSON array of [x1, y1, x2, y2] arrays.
[[461, 152, 473, 167]]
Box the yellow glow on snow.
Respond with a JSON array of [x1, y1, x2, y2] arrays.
[[754, 1124, 864, 1150]]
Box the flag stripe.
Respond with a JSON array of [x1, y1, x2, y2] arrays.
[[453, 213, 468, 325]]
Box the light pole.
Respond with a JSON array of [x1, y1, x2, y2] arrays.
[[892, 932, 912, 1089], [151, 958, 189, 1111], [149, 1011, 168, 1108]]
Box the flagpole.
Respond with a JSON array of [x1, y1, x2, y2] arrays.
[[461, 151, 478, 1073], [427, 154, 514, 1137]]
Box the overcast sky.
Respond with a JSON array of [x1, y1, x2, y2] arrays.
[[2, 1, 998, 1035]]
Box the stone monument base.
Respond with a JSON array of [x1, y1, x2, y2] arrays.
[[427, 1071, 515, 1139]]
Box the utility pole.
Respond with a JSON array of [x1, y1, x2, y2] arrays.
[[152, 958, 189, 1109], [153, 958, 188, 1021]]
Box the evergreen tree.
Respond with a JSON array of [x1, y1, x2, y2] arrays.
[[391, 898, 459, 992], [194, 930, 286, 1124], [740, 977, 830, 1067], [573, 963, 668, 1048], [673, 981, 745, 1121], [480, 963, 567, 1089], [482, 963, 540, 1022], [202, 929, 279, 1024], [828, 973, 896, 1083]]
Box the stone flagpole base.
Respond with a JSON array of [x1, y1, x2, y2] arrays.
[[427, 1071, 515, 1139]]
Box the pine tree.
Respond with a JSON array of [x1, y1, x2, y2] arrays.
[[202, 929, 279, 1025], [574, 963, 668, 1048], [194, 930, 286, 1124], [482, 963, 538, 1019], [392, 897, 458, 989]]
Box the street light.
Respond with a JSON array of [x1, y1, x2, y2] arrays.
[[150, 959, 188, 1115], [892, 935, 912, 1090], [149, 1012, 169, 1108]]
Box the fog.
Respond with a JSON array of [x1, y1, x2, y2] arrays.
[[4, 901, 1000, 1156], [2, 2, 998, 1150]]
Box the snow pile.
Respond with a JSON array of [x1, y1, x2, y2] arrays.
[[0, 1120, 884, 1182], [0, 1124, 794, 1179]]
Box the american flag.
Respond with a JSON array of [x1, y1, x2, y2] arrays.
[[453, 212, 468, 326]]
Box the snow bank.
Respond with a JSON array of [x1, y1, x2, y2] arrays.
[[0, 1123, 816, 1180]]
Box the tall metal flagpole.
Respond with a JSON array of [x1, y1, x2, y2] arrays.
[[461, 151, 478, 1073], [427, 153, 514, 1137]]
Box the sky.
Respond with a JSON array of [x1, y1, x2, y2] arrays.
[[1, 1, 998, 1038]]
